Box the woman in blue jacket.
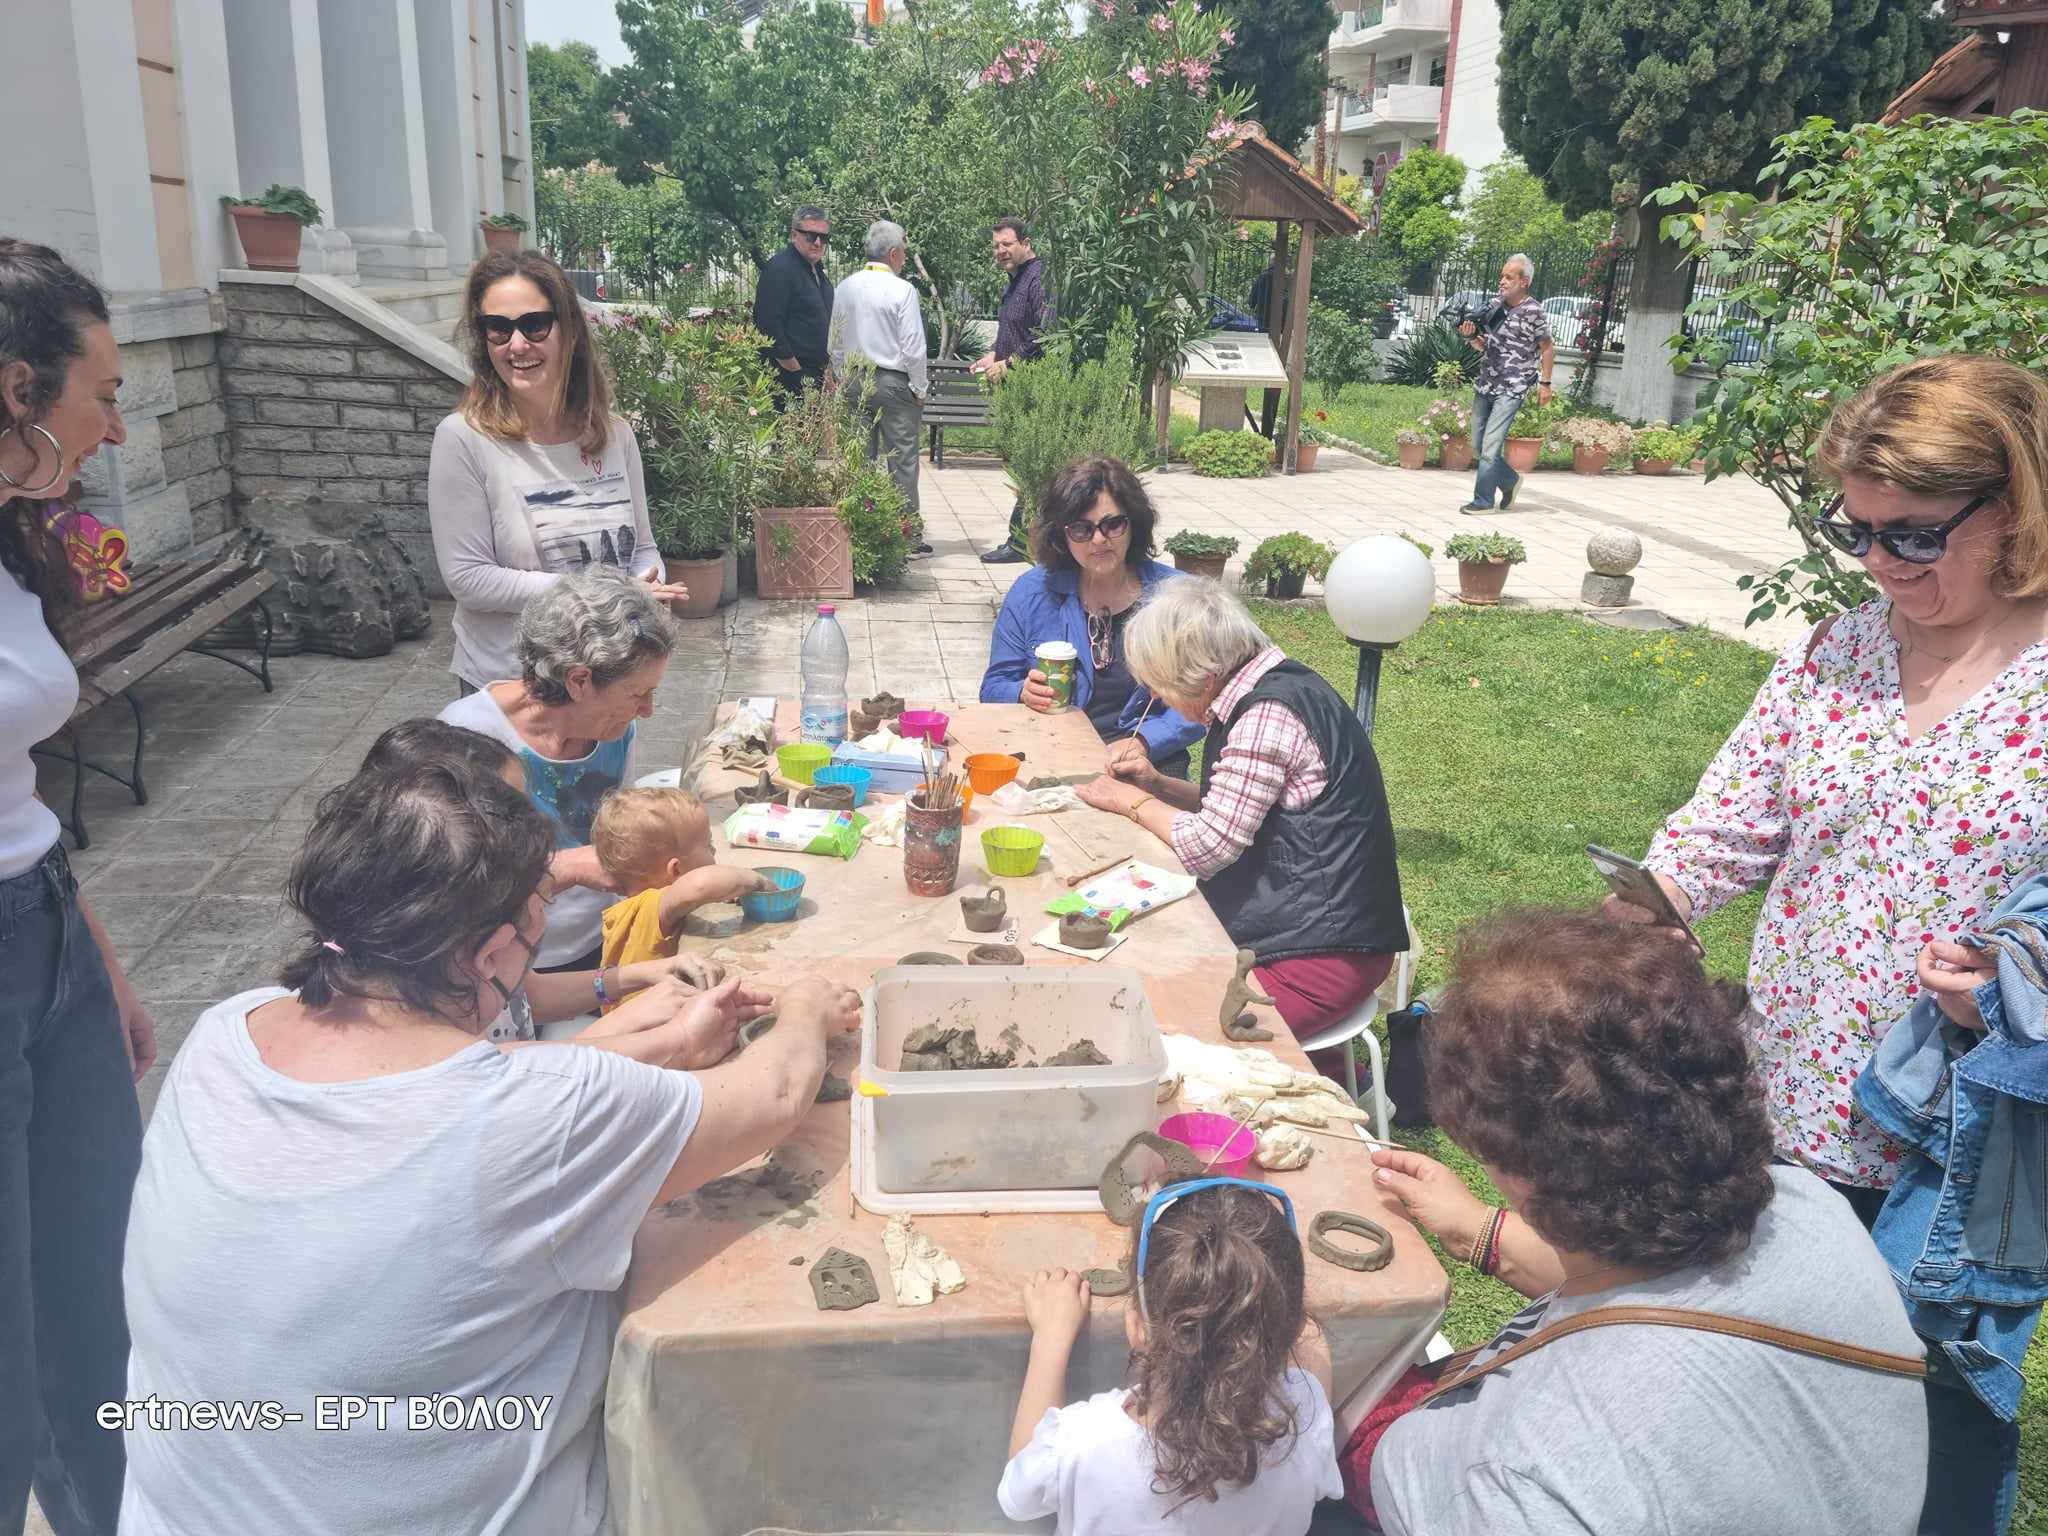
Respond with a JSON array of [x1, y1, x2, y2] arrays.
[[978, 458, 1203, 777]]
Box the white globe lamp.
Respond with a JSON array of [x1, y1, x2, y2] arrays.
[[1322, 535, 1437, 736]]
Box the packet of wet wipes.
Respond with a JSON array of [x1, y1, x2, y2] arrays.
[[724, 804, 866, 859]]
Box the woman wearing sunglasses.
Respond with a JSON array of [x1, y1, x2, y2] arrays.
[[980, 457, 1206, 779], [1365, 909, 1925, 1534], [1611, 354, 2048, 1206], [428, 249, 686, 697], [1000, 1178, 1341, 1533]]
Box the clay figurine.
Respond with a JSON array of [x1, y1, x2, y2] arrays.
[[968, 944, 1025, 967], [733, 768, 786, 807], [1059, 912, 1112, 951], [809, 1247, 881, 1311], [960, 887, 1007, 933], [1220, 948, 1277, 1042], [1307, 1210, 1396, 1273], [861, 691, 906, 722], [798, 782, 855, 812]]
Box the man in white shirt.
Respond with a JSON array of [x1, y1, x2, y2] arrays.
[[829, 220, 929, 553]]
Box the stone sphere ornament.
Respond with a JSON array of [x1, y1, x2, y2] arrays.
[[1585, 527, 1644, 577]]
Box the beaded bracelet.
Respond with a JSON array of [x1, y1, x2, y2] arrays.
[[1467, 1211, 1495, 1272], [1482, 1209, 1507, 1277]]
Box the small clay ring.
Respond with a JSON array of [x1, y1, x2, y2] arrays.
[[1307, 1210, 1396, 1273], [967, 944, 1024, 966]]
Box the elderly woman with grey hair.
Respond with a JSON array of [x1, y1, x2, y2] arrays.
[[440, 565, 674, 972], [1077, 579, 1405, 1067], [830, 218, 928, 542]]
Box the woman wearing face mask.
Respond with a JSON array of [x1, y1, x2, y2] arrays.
[[1609, 354, 2048, 1532], [428, 249, 687, 697], [0, 237, 149, 1536], [118, 751, 861, 1536]]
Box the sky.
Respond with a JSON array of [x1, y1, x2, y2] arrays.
[[525, 0, 629, 67]]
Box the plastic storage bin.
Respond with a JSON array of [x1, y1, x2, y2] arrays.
[[860, 966, 1167, 1194]]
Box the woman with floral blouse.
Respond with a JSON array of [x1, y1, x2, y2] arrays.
[[1612, 354, 2048, 1536]]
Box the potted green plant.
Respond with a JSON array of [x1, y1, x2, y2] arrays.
[[1557, 416, 1634, 476], [1445, 531, 1527, 606], [650, 498, 730, 619], [481, 210, 530, 256], [837, 451, 913, 589], [755, 385, 856, 599], [1395, 423, 1431, 471], [1298, 410, 1341, 473], [1184, 429, 1276, 479], [1242, 532, 1335, 600], [1164, 530, 1239, 581], [1421, 397, 1473, 472], [1632, 423, 1697, 476], [220, 185, 322, 272], [1504, 397, 1565, 474]]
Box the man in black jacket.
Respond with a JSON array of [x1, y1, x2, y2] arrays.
[[753, 205, 835, 408]]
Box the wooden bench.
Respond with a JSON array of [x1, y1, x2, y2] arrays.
[[924, 360, 993, 469], [32, 530, 277, 849]]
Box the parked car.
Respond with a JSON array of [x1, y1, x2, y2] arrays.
[[1541, 294, 1625, 353], [1690, 300, 1771, 365]]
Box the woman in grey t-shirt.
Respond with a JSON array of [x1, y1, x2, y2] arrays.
[[428, 250, 686, 692], [1363, 908, 1927, 1536]]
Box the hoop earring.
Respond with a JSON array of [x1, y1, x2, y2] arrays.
[[0, 423, 66, 495]]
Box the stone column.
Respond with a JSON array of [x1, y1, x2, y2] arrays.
[[414, 0, 483, 273], [316, 0, 450, 279], [222, 0, 358, 279]]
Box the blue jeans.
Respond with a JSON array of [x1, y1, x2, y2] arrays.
[[1470, 390, 1526, 507], [1921, 1351, 2020, 1535], [0, 847, 141, 1536]]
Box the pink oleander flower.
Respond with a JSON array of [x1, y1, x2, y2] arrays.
[[1128, 64, 1150, 85], [1093, 0, 1116, 14], [1206, 115, 1240, 140], [1219, 26, 1235, 42], [1149, 13, 1172, 30], [1083, 76, 1098, 92]]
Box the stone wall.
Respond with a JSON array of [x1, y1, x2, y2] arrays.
[[162, 334, 232, 544], [219, 281, 464, 587]]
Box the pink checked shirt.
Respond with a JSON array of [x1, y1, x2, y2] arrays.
[[1170, 649, 1329, 880], [1647, 600, 2048, 1188]]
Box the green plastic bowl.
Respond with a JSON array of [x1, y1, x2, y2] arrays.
[[981, 825, 1045, 878], [776, 743, 831, 787]]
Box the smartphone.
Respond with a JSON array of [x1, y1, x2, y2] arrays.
[[1586, 845, 1704, 955]]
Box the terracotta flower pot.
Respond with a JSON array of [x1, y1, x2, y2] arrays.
[[1504, 437, 1544, 474], [1572, 445, 1611, 476], [1172, 552, 1229, 581], [754, 506, 854, 599], [481, 224, 523, 256], [1633, 457, 1676, 477], [1456, 558, 1513, 606], [1295, 443, 1320, 472], [227, 207, 304, 272], [662, 553, 726, 618], [1440, 435, 1475, 472], [1397, 441, 1428, 470]]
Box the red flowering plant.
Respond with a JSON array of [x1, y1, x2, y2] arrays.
[[978, 0, 1254, 398]]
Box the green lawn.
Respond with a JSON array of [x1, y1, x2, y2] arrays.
[[1237, 602, 2046, 1522], [1303, 381, 1580, 468]]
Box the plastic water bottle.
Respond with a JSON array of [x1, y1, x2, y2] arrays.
[[799, 604, 850, 746]]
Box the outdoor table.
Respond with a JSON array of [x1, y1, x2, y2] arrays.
[[605, 702, 1447, 1535]]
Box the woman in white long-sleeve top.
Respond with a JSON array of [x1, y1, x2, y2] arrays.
[[428, 249, 686, 695]]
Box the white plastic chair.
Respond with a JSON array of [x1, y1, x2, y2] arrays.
[[1293, 906, 1417, 1143]]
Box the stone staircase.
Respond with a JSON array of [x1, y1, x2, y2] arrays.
[[361, 277, 468, 346]]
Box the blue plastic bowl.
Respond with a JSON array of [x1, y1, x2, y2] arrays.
[[810, 764, 872, 807], [739, 866, 806, 923]]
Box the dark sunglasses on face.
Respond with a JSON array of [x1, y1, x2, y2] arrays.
[[796, 228, 831, 245], [1065, 513, 1132, 544], [1814, 490, 1998, 565], [478, 310, 557, 346]]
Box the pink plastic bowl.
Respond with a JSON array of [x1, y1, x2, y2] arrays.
[[1158, 1112, 1255, 1178], [897, 709, 949, 744]]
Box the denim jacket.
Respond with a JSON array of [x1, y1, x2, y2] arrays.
[[978, 560, 1204, 764], [1854, 872, 2048, 1420]]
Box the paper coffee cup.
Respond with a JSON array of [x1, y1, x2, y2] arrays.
[[1035, 641, 1078, 710]]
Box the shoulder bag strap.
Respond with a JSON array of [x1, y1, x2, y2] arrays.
[[1418, 1304, 1925, 1408]]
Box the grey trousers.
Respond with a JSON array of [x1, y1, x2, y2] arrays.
[[849, 370, 922, 519]]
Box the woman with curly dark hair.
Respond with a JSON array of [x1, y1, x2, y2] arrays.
[[1363, 909, 1928, 1535], [998, 1180, 1341, 1533], [0, 237, 147, 1535]]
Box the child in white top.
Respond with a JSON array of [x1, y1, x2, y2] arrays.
[[998, 1179, 1342, 1535]]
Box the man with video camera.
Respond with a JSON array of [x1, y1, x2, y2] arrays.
[[1454, 254, 1553, 514]]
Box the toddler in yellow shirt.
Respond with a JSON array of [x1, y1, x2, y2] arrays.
[[593, 787, 774, 987]]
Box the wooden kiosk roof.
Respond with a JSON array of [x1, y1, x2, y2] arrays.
[[1883, 0, 2048, 122], [1213, 127, 1367, 237]]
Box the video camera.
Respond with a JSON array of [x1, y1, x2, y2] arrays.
[[1441, 294, 1508, 337]]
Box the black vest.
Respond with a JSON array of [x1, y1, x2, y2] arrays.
[[1198, 659, 1405, 963]]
